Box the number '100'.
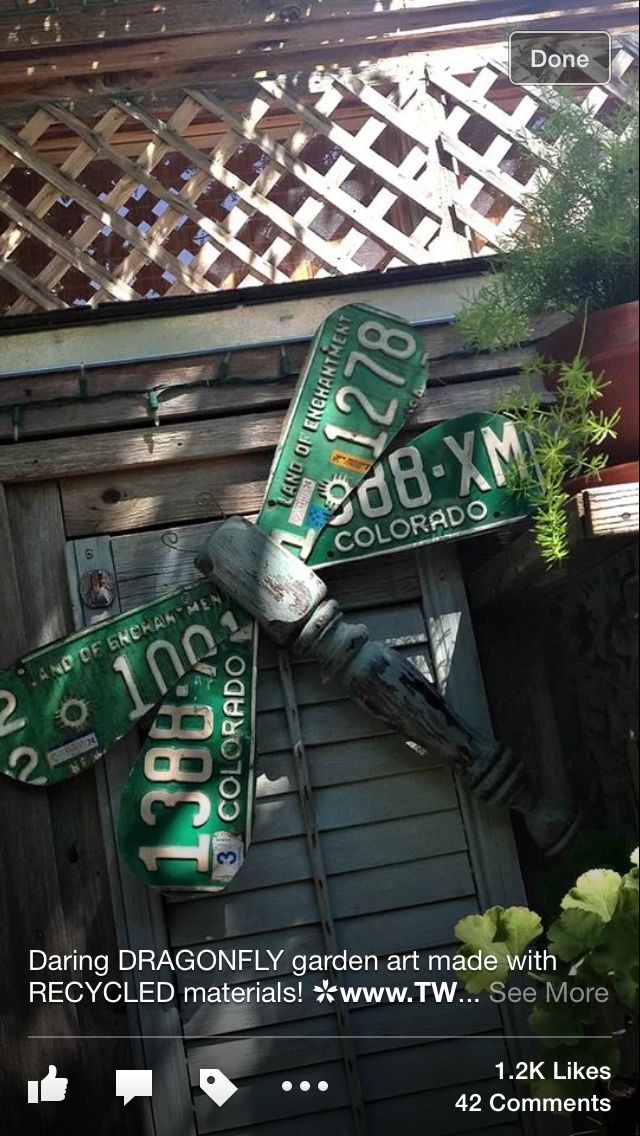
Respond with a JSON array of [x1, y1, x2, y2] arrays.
[[112, 615, 236, 721]]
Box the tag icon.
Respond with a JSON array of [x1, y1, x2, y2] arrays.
[[199, 1068, 238, 1108]]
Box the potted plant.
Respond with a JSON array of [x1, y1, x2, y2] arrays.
[[456, 95, 639, 482], [453, 848, 639, 1134]]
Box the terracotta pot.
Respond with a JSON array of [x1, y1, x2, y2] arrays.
[[566, 460, 639, 497], [541, 301, 639, 468]]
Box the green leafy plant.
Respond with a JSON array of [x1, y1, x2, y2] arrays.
[[496, 342, 619, 563], [455, 905, 542, 991], [456, 96, 639, 350], [454, 285, 530, 352], [454, 849, 639, 1103]]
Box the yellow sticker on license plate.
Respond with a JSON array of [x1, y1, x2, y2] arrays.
[[330, 450, 373, 475]]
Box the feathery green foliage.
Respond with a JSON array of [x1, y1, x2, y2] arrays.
[[456, 95, 639, 350], [497, 345, 619, 563]]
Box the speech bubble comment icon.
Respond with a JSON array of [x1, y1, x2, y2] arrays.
[[199, 1069, 238, 1108], [116, 1069, 153, 1106]]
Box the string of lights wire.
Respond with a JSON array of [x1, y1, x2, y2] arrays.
[[4, 345, 299, 440], [2, 335, 507, 442]]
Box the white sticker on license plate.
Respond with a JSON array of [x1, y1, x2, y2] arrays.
[[289, 477, 316, 527], [47, 731, 100, 768], [211, 832, 244, 883]]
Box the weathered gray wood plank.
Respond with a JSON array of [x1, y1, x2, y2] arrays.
[[0, 407, 284, 482], [0, 485, 25, 663], [170, 894, 476, 985], [170, 843, 471, 945], [256, 644, 431, 711], [56, 374, 550, 533], [175, 811, 467, 897], [418, 544, 544, 1136], [183, 965, 492, 1043], [0, 483, 141, 1135], [181, 939, 469, 1037], [255, 695, 421, 754], [252, 769, 457, 844], [185, 1000, 500, 1083], [582, 481, 639, 538], [2, 1, 629, 104], [254, 732, 441, 794], [0, 331, 533, 438], [5, 371, 550, 486], [63, 452, 274, 538]]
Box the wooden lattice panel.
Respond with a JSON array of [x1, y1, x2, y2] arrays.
[[0, 41, 637, 315]]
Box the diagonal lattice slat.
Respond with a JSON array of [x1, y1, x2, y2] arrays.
[[46, 101, 292, 290], [8, 100, 198, 313], [1, 106, 133, 310], [0, 116, 219, 300], [109, 93, 284, 300], [113, 96, 367, 278], [186, 86, 433, 267], [0, 41, 637, 314]]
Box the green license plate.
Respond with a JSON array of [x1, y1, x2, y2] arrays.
[[308, 412, 531, 567], [117, 626, 257, 892], [0, 581, 245, 786], [259, 303, 427, 559]]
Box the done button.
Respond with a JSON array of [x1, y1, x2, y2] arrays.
[[509, 32, 611, 85]]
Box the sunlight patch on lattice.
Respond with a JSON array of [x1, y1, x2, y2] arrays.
[[0, 41, 637, 314]]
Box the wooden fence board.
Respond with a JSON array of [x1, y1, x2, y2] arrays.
[[52, 371, 549, 534], [170, 847, 469, 946], [184, 1000, 498, 1082], [1, 0, 632, 101], [60, 452, 272, 536], [0, 483, 141, 1134], [1, 370, 548, 484], [1, 0, 621, 56], [0, 320, 544, 442], [582, 482, 639, 539]]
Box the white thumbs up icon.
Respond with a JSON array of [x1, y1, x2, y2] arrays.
[[27, 1065, 69, 1103]]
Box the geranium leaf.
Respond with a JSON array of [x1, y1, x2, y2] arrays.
[[561, 869, 621, 922], [501, 906, 544, 955], [588, 908, 639, 1015], [454, 906, 542, 993], [547, 908, 605, 962], [454, 907, 501, 948], [529, 995, 596, 1041]]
